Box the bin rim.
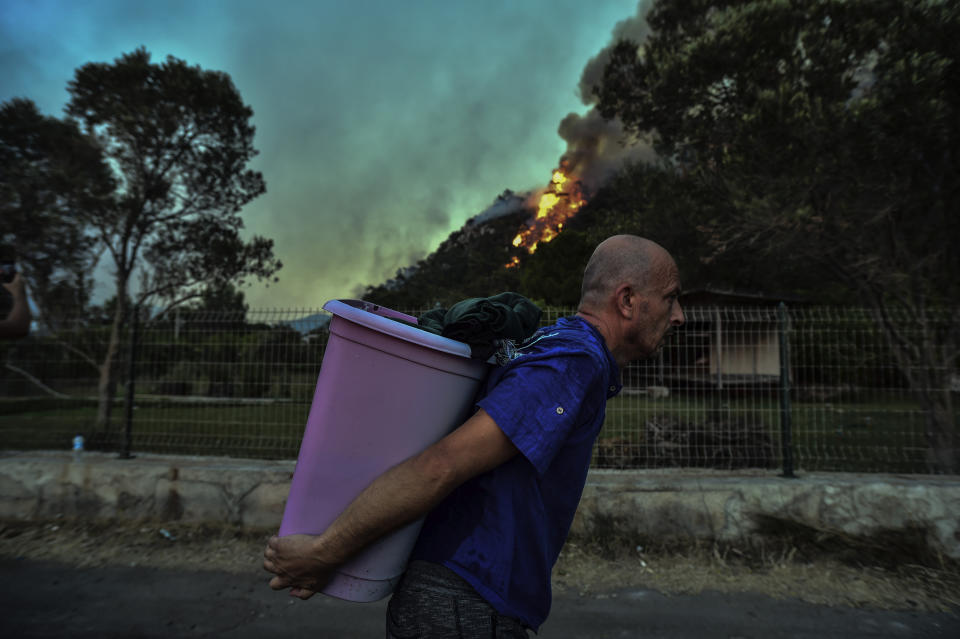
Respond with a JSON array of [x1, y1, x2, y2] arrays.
[[323, 299, 474, 359]]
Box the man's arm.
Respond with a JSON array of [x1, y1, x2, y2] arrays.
[[263, 407, 518, 597], [0, 274, 31, 339]]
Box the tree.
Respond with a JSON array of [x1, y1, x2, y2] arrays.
[[563, 161, 842, 300], [184, 282, 250, 333], [595, 0, 959, 471], [519, 230, 593, 306], [513, 159, 836, 307], [63, 48, 281, 432], [0, 98, 114, 325]]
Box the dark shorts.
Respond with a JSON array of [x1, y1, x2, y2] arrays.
[[386, 561, 530, 639]]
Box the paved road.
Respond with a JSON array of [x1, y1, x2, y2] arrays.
[[2, 559, 957, 638]]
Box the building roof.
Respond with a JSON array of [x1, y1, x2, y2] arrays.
[[680, 288, 808, 307]]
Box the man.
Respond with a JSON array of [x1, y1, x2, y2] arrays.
[[263, 235, 684, 636], [0, 273, 32, 339]]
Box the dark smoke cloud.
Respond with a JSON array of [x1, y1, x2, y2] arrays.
[[557, 109, 654, 192], [471, 1, 657, 227], [471, 191, 527, 226], [559, 0, 656, 194], [577, 0, 654, 106]]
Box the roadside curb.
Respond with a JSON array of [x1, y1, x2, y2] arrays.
[[2, 451, 958, 558]]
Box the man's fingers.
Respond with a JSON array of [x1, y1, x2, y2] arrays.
[[269, 575, 292, 591], [262, 539, 282, 573], [269, 575, 318, 597], [262, 534, 325, 598]]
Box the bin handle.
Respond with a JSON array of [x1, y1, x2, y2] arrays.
[[337, 299, 418, 325]]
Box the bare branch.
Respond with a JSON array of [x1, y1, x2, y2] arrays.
[[3, 363, 72, 399]]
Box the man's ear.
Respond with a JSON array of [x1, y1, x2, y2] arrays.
[[614, 283, 634, 319]]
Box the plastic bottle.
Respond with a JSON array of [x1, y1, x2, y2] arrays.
[[72, 435, 84, 461]]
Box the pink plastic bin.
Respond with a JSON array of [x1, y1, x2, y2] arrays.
[[279, 299, 490, 602]]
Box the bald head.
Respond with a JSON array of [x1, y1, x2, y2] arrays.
[[578, 235, 674, 311]]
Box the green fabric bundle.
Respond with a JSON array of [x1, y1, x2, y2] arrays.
[[418, 292, 542, 359]]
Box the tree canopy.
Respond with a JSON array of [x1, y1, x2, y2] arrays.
[[0, 98, 114, 323], [594, 0, 959, 471], [595, 0, 959, 309], [2, 48, 282, 432], [65, 47, 281, 310]]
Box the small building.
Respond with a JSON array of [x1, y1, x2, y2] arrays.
[[663, 289, 806, 389]]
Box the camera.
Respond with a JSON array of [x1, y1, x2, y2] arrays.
[[0, 261, 16, 284]]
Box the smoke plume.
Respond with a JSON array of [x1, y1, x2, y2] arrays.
[[560, 0, 656, 193], [475, 1, 657, 232]]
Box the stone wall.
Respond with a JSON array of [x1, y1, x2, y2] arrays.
[[2, 451, 958, 559], [574, 470, 960, 559]]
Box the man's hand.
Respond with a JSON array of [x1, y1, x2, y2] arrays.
[[263, 534, 338, 600], [261, 409, 519, 600]]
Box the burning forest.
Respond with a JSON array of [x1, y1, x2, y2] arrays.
[[362, 1, 657, 305], [507, 167, 587, 267]]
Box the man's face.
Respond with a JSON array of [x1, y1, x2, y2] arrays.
[[629, 260, 684, 360]]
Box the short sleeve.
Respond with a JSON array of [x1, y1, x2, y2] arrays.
[[477, 351, 605, 476]]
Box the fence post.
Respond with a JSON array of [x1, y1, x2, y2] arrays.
[[119, 305, 139, 459], [778, 302, 796, 478], [714, 306, 724, 390]]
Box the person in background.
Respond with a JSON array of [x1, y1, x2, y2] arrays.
[[0, 272, 31, 339], [263, 234, 684, 637]]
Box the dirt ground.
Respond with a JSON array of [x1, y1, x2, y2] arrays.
[[2, 517, 958, 615]]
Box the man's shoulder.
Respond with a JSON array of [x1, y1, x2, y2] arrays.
[[507, 316, 608, 369], [531, 316, 603, 351]]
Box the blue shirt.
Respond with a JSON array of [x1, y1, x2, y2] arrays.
[[410, 316, 621, 630]]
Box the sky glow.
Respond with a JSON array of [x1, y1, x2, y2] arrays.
[[1, 0, 644, 308]]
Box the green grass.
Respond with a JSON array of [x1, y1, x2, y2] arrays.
[[0, 397, 310, 459], [0, 394, 952, 471], [597, 394, 946, 473]]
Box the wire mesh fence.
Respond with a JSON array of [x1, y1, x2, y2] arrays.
[[0, 304, 956, 474]]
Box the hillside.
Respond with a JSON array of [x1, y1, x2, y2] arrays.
[[360, 200, 529, 309], [359, 161, 845, 310]]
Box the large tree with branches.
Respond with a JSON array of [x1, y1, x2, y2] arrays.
[[62, 48, 281, 431], [595, 0, 959, 471], [1, 98, 114, 325]]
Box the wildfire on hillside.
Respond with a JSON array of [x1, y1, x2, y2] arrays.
[[506, 167, 586, 268]]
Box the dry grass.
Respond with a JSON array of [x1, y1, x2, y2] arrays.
[[2, 517, 958, 614], [554, 529, 960, 613], [0, 519, 271, 574]]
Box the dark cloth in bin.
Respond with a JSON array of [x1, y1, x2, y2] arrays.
[[418, 292, 542, 360]]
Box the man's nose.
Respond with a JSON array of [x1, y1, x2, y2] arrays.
[[672, 302, 685, 326]]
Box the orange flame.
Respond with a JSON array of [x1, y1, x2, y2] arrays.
[[506, 167, 586, 267]]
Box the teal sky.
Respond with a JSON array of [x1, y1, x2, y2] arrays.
[[1, 0, 646, 309]]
